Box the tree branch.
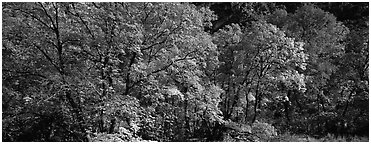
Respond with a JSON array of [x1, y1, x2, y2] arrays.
[[38, 2, 56, 30], [33, 44, 62, 74], [3, 69, 48, 79], [150, 50, 197, 75], [17, 9, 52, 30], [124, 52, 137, 95]]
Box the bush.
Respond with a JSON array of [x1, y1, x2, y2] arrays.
[[320, 133, 369, 142], [251, 121, 278, 141], [90, 131, 150, 142], [89, 126, 154, 142], [269, 133, 369, 142]]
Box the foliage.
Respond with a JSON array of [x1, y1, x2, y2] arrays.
[[89, 128, 150, 142], [269, 133, 368, 142], [2, 2, 368, 142], [213, 20, 308, 125], [251, 121, 278, 141]]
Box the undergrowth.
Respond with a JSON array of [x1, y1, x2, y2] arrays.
[[269, 133, 368, 142]]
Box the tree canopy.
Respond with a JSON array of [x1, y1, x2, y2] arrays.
[[2, 2, 369, 142]]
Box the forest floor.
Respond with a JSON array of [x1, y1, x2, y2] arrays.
[[91, 132, 368, 142], [268, 133, 368, 142]]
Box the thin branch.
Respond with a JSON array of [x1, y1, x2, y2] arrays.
[[36, 88, 62, 105], [141, 37, 167, 51], [3, 69, 48, 79], [52, 2, 59, 30], [79, 71, 102, 97], [92, 2, 101, 9], [46, 40, 59, 50], [17, 9, 52, 30], [150, 50, 197, 75], [67, 6, 96, 39], [120, 2, 133, 18], [38, 2, 56, 30], [141, 3, 151, 24], [33, 44, 62, 74], [124, 50, 198, 94]]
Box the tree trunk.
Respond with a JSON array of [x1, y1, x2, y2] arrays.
[[185, 99, 190, 139], [342, 89, 355, 116], [252, 95, 261, 123], [295, 98, 302, 113], [98, 110, 104, 132], [284, 101, 291, 124], [244, 88, 252, 124], [108, 118, 116, 134], [65, 91, 89, 141], [251, 79, 261, 123], [284, 91, 292, 124], [244, 93, 249, 123]]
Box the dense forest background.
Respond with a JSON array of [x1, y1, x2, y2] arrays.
[[2, 2, 369, 142]]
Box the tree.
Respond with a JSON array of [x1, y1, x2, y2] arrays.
[[2, 2, 368, 142], [3, 2, 91, 141], [267, 4, 353, 135], [213, 21, 307, 126], [3, 2, 223, 142]]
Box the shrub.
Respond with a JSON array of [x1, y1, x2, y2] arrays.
[[251, 121, 278, 141]]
